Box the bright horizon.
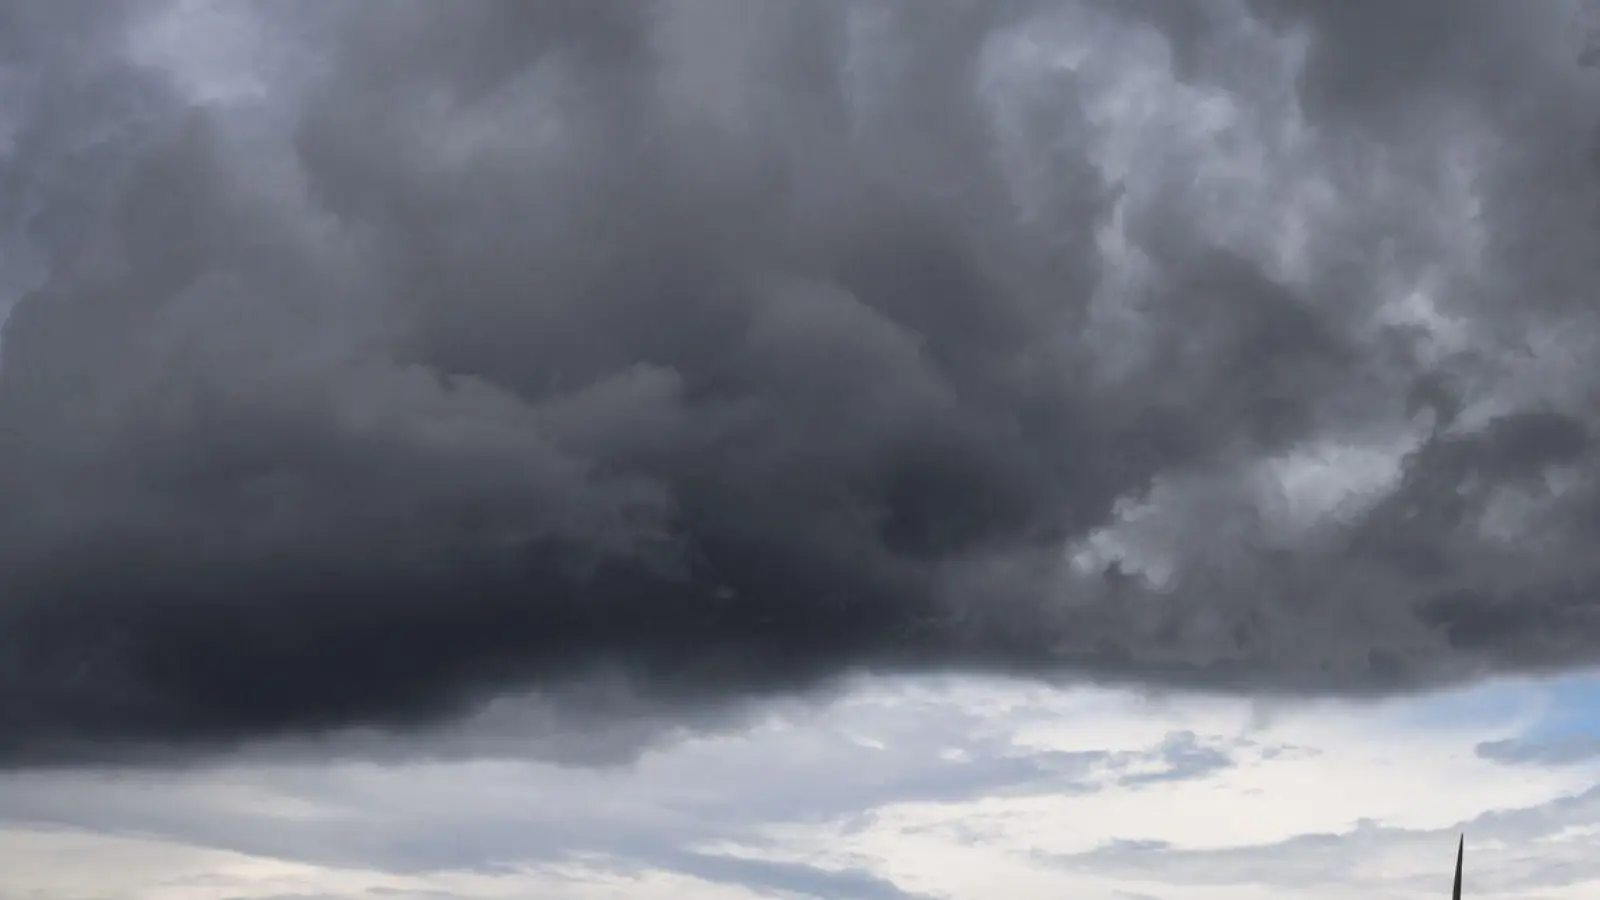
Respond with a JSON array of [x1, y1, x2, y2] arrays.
[[4, 673, 1594, 898]]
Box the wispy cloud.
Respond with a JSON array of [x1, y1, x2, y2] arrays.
[[3, 677, 1597, 898]]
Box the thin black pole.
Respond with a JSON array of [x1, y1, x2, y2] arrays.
[[1452, 834, 1464, 900]]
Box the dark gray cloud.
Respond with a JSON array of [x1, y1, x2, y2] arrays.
[[3, 0, 1600, 765]]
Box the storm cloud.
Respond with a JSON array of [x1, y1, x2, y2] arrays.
[[4, 0, 1600, 765]]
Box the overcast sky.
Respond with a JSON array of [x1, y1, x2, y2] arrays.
[[5, 0, 1600, 897]]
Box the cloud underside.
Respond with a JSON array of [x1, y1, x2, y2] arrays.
[[3, 0, 1600, 762]]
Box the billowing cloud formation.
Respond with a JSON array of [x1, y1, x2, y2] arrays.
[[3, 0, 1600, 764]]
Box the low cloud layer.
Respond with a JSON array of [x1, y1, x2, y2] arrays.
[[3, 0, 1600, 764], [2, 678, 1595, 899]]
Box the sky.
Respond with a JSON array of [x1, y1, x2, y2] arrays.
[[9, 674, 1600, 899], [5, 0, 1600, 897]]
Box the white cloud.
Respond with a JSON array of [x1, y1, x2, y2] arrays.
[[4, 674, 1600, 899]]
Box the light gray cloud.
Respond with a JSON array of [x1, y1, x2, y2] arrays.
[[1478, 735, 1600, 766], [1114, 731, 1236, 787], [637, 852, 937, 900], [1043, 791, 1600, 898], [5, 678, 1596, 900], [0, 682, 1253, 896]]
